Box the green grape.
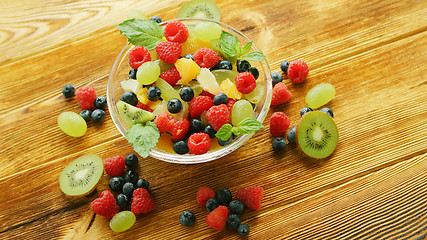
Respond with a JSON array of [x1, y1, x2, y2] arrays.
[[231, 100, 254, 126], [57, 112, 87, 137], [194, 22, 222, 42], [154, 78, 181, 101], [109, 211, 136, 232], [244, 81, 265, 103], [212, 69, 238, 84], [127, 10, 148, 20], [305, 83, 335, 109], [154, 59, 173, 72], [137, 61, 160, 85]]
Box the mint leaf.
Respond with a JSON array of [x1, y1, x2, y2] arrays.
[[239, 41, 252, 56], [117, 19, 164, 50], [237, 118, 263, 134], [125, 121, 160, 158], [231, 127, 240, 136], [215, 124, 233, 141], [220, 31, 240, 58], [239, 51, 266, 61]]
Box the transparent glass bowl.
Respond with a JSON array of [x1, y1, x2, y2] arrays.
[[107, 18, 272, 164]]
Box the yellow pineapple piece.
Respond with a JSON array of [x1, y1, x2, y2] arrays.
[[136, 87, 149, 105], [175, 58, 201, 85], [220, 78, 242, 99], [181, 37, 211, 56], [147, 99, 162, 110]]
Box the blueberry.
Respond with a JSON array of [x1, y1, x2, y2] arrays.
[[229, 200, 244, 214], [136, 178, 150, 190], [179, 87, 194, 102], [237, 60, 251, 72], [125, 153, 138, 168], [206, 198, 219, 212], [213, 93, 228, 105], [272, 137, 287, 151], [179, 210, 196, 226], [214, 60, 232, 70], [167, 98, 182, 113], [248, 67, 259, 80], [280, 60, 290, 73], [147, 86, 161, 101], [287, 126, 296, 144], [184, 54, 193, 59], [173, 140, 189, 154], [218, 137, 232, 146], [150, 16, 162, 23], [320, 107, 334, 118], [237, 224, 250, 236], [190, 118, 205, 133], [271, 72, 283, 85], [120, 92, 138, 106], [129, 68, 137, 79], [124, 170, 139, 184], [116, 193, 129, 209], [62, 84, 75, 98], [79, 110, 91, 122], [215, 188, 232, 206], [109, 176, 125, 192], [300, 107, 313, 116], [94, 96, 107, 109], [226, 214, 241, 229], [122, 182, 135, 197], [91, 109, 106, 123], [204, 125, 217, 138]]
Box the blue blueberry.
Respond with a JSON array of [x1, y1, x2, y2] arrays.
[[248, 67, 259, 80], [287, 126, 296, 144], [206, 198, 219, 212], [213, 93, 228, 105], [136, 178, 150, 190], [272, 137, 287, 151], [79, 110, 91, 122], [122, 182, 135, 197], [180, 87, 194, 102], [184, 54, 193, 59], [271, 72, 283, 85], [116, 193, 129, 209], [129, 68, 137, 79], [120, 92, 138, 106], [150, 16, 162, 23], [173, 140, 189, 154], [179, 210, 196, 226], [218, 136, 232, 146], [147, 86, 161, 101], [109, 176, 125, 192], [91, 109, 105, 123], [237, 60, 251, 73], [94, 96, 107, 109], [226, 214, 241, 229], [300, 107, 313, 116], [237, 224, 250, 236], [214, 60, 232, 70], [229, 200, 244, 214], [125, 153, 138, 168], [62, 84, 75, 98], [167, 98, 182, 113], [280, 60, 290, 73], [190, 118, 205, 133], [215, 188, 232, 206], [320, 107, 334, 118], [204, 125, 217, 138], [124, 170, 139, 184]]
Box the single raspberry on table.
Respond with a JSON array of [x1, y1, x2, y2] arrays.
[[76, 86, 97, 110], [287, 60, 309, 84], [197, 187, 216, 207], [154, 112, 176, 134], [135, 102, 153, 112], [235, 72, 256, 94], [189, 96, 213, 118], [90, 190, 119, 219], [271, 82, 292, 106], [206, 205, 229, 230], [160, 66, 181, 86], [155, 41, 182, 64], [131, 188, 155, 215], [193, 48, 219, 68], [226, 98, 236, 112], [236, 186, 263, 210], [104, 155, 126, 177], [270, 112, 290, 137], [170, 118, 190, 142], [206, 104, 230, 131], [164, 20, 189, 43], [129, 46, 151, 69], [188, 133, 211, 155]]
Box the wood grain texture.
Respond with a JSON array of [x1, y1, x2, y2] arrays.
[[0, 0, 426, 239]]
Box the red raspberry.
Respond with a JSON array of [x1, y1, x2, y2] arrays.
[[155, 41, 182, 64], [206, 205, 229, 230], [90, 190, 119, 219], [189, 96, 213, 118], [164, 20, 189, 43], [188, 133, 211, 155], [235, 72, 256, 94], [206, 104, 230, 131], [104, 155, 126, 177], [271, 82, 292, 106], [129, 46, 151, 69], [196, 187, 215, 207], [154, 112, 176, 134], [236, 186, 264, 210], [226, 98, 236, 112], [131, 188, 155, 215], [135, 102, 153, 112], [160, 66, 181, 86], [287, 60, 309, 84], [270, 112, 290, 137], [170, 118, 190, 142], [193, 48, 219, 68], [76, 86, 96, 110], [199, 90, 215, 99]]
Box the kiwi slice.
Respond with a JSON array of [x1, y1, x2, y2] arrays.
[[296, 111, 339, 159], [59, 154, 103, 196], [117, 100, 155, 128], [177, 0, 221, 21]]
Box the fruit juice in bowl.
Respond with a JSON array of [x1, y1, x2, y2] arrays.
[[107, 18, 272, 164]]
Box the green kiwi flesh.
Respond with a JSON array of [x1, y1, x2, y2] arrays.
[[117, 100, 155, 128], [177, 0, 221, 21], [296, 111, 338, 159], [59, 154, 104, 196]]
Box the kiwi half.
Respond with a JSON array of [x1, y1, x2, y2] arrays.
[[117, 100, 155, 128], [59, 154, 104, 196], [296, 111, 339, 159], [177, 0, 221, 21]]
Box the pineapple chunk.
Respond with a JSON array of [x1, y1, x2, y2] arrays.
[[220, 78, 242, 99], [197, 68, 221, 95], [175, 58, 201, 85]]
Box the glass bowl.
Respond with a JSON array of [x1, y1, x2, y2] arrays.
[[107, 18, 272, 164]]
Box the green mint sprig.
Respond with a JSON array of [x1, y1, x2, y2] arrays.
[[126, 121, 160, 158], [215, 118, 264, 141], [117, 19, 164, 51], [219, 32, 265, 61]]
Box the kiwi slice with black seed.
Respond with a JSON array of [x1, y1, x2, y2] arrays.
[[296, 111, 339, 159], [177, 0, 221, 21], [116, 100, 155, 128], [59, 154, 104, 196]]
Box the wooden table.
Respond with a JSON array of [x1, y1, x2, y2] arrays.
[[1, 0, 426, 239]]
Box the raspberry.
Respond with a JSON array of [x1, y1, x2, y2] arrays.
[[170, 118, 190, 142], [206, 104, 230, 131], [287, 60, 309, 84], [206, 205, 229, 230], [226, 98, 236, 112], [135, 102, 153, 112], [188, 133, 211, 155], [235, 72, 256, 94], [164, 20, 189, 43], [131, 188, 155, 215], [189, 96, 213, 118], [199, 90, 215, 99], [236, 186, 263, 210], [90, 190, 119, 219], [104, 155, 126, 177], [197, 187, 215, 207], [271, 82, 292, 106], [129, 46, 151, 69], [76, 86, 96, 110], [154, 112, 175, 134], [193, 48, 219, 68], [155, 41, 182, 64], [160, 66, 181, 86], [270, 112, 290, 137]]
